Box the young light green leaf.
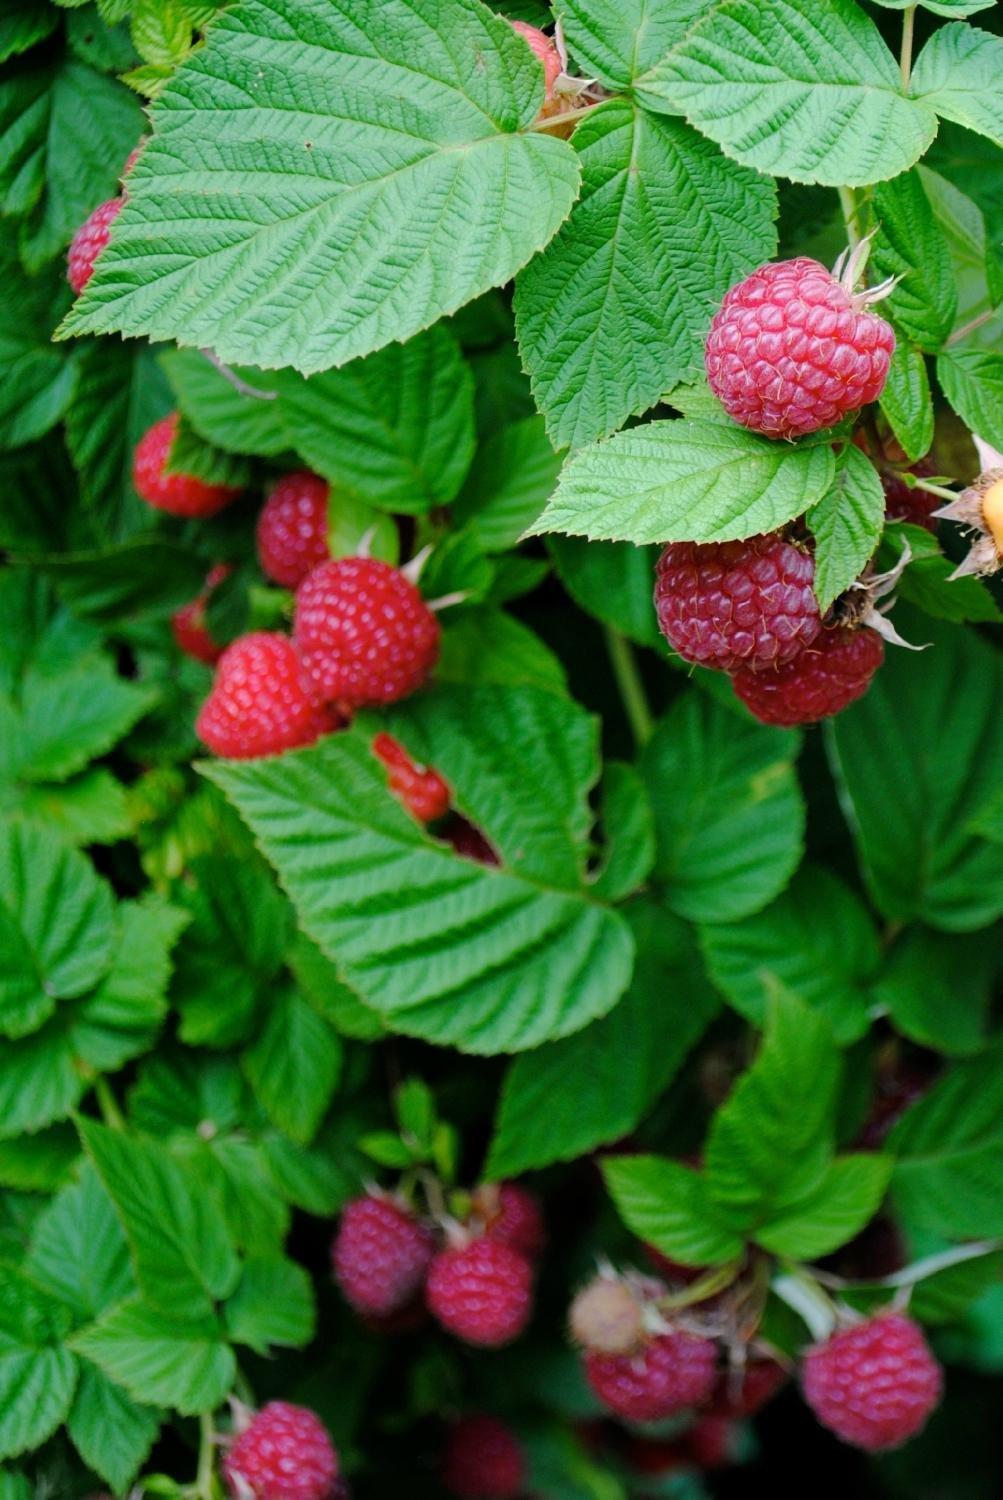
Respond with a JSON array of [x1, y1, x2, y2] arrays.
[[70, 1297, 234, 1416], [641, 693, 804, 923], [636, 0, 937, 186], [224, 1256, 315, 1353], [602, 1156, 744, 1266], [871, 171, 957, 350], [67, 1360, 160, 1496], [808, 444, 885, 610], [912, 24, 1003, 150], [529, 419, 835, 545], [0, 1267, 77, 1460], [754, 1154, 893, 1258], [242, 987, 342, 1146], [61, 0, 581, 372], [879, 343, 934, 462], [514, 100, 776, 449], [937, 347, 1003, 450]]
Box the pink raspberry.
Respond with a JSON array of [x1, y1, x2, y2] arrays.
[[133, 412, 242, 518], [802, 1313, 942, 1452], [426, 1238, 533, 1348], [257, 471, 331, 587], [171, 563, 232, 665], [705, 257, 895, 439], [709, 1358, 788, 1418], [472, 1182, 546, 1261], [442, 1415, 525, 1499], [731, 624, 884, 726], [331, 1195, 435, 1317], [371, 732, 450, 824], [585, 1331, 718, 1422], [223, 1401, 341, 1499], [196, 632, 338, 759], [67, 198, 122, 295], [654, 534, 820, 672], [121, 139, 147, 187], [294, 557, 440, 709]]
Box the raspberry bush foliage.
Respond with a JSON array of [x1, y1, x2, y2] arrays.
[[1, 0, 1002, 1494]]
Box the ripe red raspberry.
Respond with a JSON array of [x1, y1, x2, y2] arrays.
[[472, 1182, 546, 1261], [706, 257, 894, 439], [294, 558, 440, 709], [654, 534, 820, 672], [442, 1415, 525, 1499], [196, 632, 337, 759], [223, 1401, 341, 1499], [371, 732, 450, 824], [802, 1313, 942, 1452], [67, 198, 122, 295], [133, 412, 242, 518], [171, 564, 232, 665], [510, 19, 562, 97], [426, 1238, 533, 1348], [710, 1358, 788, 1418], [257, 471, 331, 587], [731, 624, 884, 726], [331, 1195, 435, 1317], [680, 1414, 740, 1470], [585, 1330, 718, 1422]]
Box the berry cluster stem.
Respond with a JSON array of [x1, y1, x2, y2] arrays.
[[900, 6, 916, 92], [837, 186, 862, 251], [604, 627, 653, 749]]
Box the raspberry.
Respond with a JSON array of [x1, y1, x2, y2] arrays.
[[570, 1276, 647, 1356], [585, 1330, 718, 1422], [510, 19, 562, 98], [445, 816, 499, 866], [133, 413, 242, 518], [67, 198, 122, 295], [802, 1313, 942, 1452], [705, 257, 895, 439], [371, 732, 450, 824], [171, 564, 232, 665], [710, 1358, 788, 1418], [472, 1182, 546, 1260], [196, 633, 337, 759], [654, 534, 820, 672], [223, 1401, 341, 1499], [731, 624, 884, 726], [331, 1195, 435, 1317], [442, 1415, 525, 1499], [426, 1238, 533, 1348], [257, 471, 331, 587], [681, 1414, 740, 1470], [294, 558, 440, 709]]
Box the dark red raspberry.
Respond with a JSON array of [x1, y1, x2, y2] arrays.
[[472, 1182, 546, 1260], [442, 1415, 525, 1499], [803, 1312, 942, 1452], [67, 198, 123, 295], [171, 564, 232, 665], [294, 557, 440, 709], [257, 471, 331, 587], [426, 1238, 533, 1348], [223, 1401, 341, 1499], [710, 1358, 788, 1418], [445, 815, 499, 866], [585, 1331, 718, 1422], [133, 412, 242, 518], [371, 732, 450, 824], [731, 624, 884, 726], [655, 534, 819, 672], [331, 1195, 435, 1317], [196, 632, 337, 759], [706, 257, 894, 439]]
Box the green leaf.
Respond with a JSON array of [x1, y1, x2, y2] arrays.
[[704, 991, 840, 1230], [871, 170, 957, 350], [488, 900, 719, 1178], [590, 764, 655, 904], [937, 347, 1003, 449], [700, 865, 879, 1044], [558, 0, 714, 88], [0, 1267, 77, 1460], [0, 235, 77, 452], [882, 521, 1001, 625], [224, 1255, 315, 1354], [242, 987, 342, 1146], [827, 613, 1003, 930], [879, 343, 934, 462], [808, 445, 885, 610], [889, 1043, 1003, 1238], [872, 2, 994, 15], [754, 1154, 893, 1258], [61, 0, 581, 372], [131, 0, 193, 67], [873, 925, 995, 1055], [26, 1164, 133, 1323], [31, 538, 207, 625], [919, 162, 1002, 329], [0, 2, 58, 64], [71, 1296, 234, 1416], [0, 822, 116, 1040], [602, 1156, 744, 1266], [204, 692, 634, 1055], [2, 655, 153, 785], [67, 1360, 160, 1496], [514, 99, 776, 449], [636, 0, 936, 187], [395, 1079, 436, 1151], [0, 1019, 87, 1140], [913, 24, 1003, 150], [166, 415, 251, 490], [439, 607, 568, 696], [0, 1127, 78, 1194], [453, 416, 563, 551], [641, 693, 804, 923], [548, 536, 662, 649], [909, 1245, 1003, 1326], [289, 935, 384, 1042], [79, 1118, 241, 1322], [527, 419, 836, 545], [13, 768, 132, 848], [74, 896, 189, 1073]]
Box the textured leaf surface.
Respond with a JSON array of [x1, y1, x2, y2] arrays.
[[871, 170, 957, 350], [913, 24, 1003, 149], [754, 1155, 893, 1258], [61, 0, 582, 371], [453, 416, 563, 551], [242, 988, 342, 1146], [66, 1360, 160, 1496], [0, 1267, 77, 1461], [879, 343, 934, 461], [808, 445, 885, 611], [937, 347, 1003, 449], [602, 1156, 744, 1266], [884, 522, 1001, 626], [224, 1256, 316, 1353], [548, 535, 662, 648], [27, 1165, 133, 1323], [557, 0, 714, 87], [71, 1297, 234, 1416], [873, 926, 995, 1055]]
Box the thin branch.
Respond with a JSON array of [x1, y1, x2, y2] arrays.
[[946, 308, 995, 347], [201, 348, 278, 401]]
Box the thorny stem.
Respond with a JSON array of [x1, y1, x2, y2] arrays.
[[604, 627, 654, 749], [946, 308, 996, 346], [93, 1075, 126, 1131], [529, 103, 596, 134], [837, 185, 862, 251], [900, 6, 916, 93]]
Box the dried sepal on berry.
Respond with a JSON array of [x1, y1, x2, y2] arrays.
[[933, 465, 1003, 580]]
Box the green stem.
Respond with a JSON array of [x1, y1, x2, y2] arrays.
[[604, 628, 654, 749], [196, 1411, 216, 1500], [93, 1075, 126, 1131], [837, 185, 861, 249], [900, 6, 916, 92], [905, 477, 962, 503], [946, 308, 995, 346], [529, 103, 595, 133]]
